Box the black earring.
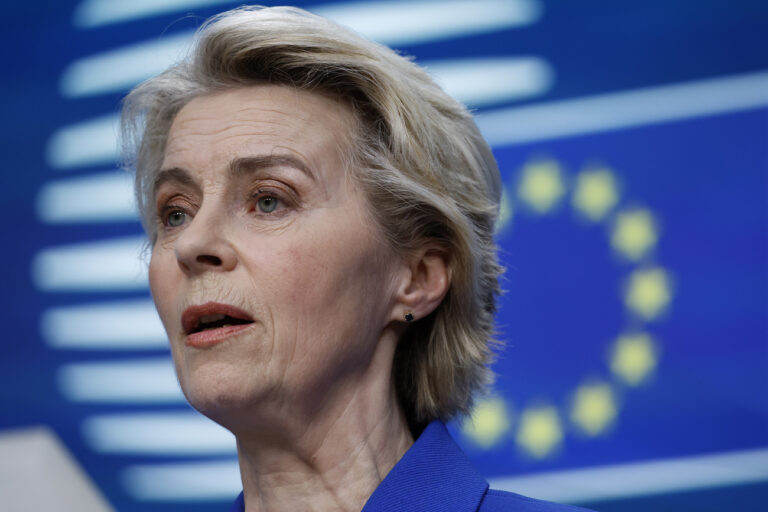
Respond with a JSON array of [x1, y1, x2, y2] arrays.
[[404, 311, 414, 322]]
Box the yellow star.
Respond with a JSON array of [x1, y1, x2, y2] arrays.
[[516, 405, 562, 458], [624, 267, 672, 320], [517, 159, 566, 214], [611, 208, 658, 261], [572, 167, 619, 222], [462, 397, 512, 448], [570, 382, 618, 436], [611, 332, 658, 385], [495, 187, 514, 234]]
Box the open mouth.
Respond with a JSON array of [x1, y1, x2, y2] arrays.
[[189, 313, 253, 334], [182, 303, 255, 336]]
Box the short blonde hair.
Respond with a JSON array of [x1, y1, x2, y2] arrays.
[[122, 6, 503, 431]]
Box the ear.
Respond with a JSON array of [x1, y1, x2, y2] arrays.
[[392, 248, 450, 323]]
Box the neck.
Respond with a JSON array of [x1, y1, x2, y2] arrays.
[[233, 333, 414, 512]]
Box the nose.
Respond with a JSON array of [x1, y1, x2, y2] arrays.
[[173, 205, 237, 275]]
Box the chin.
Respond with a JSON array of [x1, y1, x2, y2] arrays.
[[178, 364, 274, 429], [184, 386, 254, 430]]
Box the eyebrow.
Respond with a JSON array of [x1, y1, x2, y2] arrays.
[[229, 154, 316, 182], [153, 167, 198, 195], [153, 154, 316, 195]]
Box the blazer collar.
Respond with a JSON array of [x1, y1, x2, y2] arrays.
[[361, 420, 488, 512]]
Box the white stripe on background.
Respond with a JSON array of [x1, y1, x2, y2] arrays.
[[73, 0, 234, 28], [57, 357, 184, 403], [490, 447, 768, 504], [73, 0, 541, 36], [36, 171, 137, 223], [46, 114, 119, 170], [120, 446, 768, 502], [476, 70, 768, 147], [426, 57, 553, 108], [42, 299, 165, 350], [122, 460, 240, 501], [32, 236, 148, 292], [313, 0, 541, 46], [53, 54, 538, 165], [63, 0, 540, 98], [49, 71, 768, 171], [60, 31, 193, 98], [83, 412, 235, 455]]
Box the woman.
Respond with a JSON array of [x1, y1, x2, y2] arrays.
[[122, 6, 592, 512]]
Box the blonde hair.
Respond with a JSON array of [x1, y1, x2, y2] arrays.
[[122, 6, 503, 431]]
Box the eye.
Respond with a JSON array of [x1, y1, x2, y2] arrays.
[[166, 210, 187, 227], [256, 195, 279, 213]]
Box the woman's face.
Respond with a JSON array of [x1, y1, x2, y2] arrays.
[[149, 85, 405, 430]]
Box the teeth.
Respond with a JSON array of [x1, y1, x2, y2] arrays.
[[199, 313, 226, 325], [201, 323, 231, 332]]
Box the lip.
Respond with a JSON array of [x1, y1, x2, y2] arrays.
[[181, 302, 255, 349]]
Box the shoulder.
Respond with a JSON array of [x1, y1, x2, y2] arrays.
[[479, 488, 595, 512]]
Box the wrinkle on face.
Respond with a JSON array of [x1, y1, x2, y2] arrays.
[[147, 86, 414, 510], [149, 84, 405, 440]]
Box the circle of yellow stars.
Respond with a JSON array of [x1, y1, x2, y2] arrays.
[[464, 157, 673, 459]]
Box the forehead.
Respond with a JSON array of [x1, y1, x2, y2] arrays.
[[163, 84, 357, 171]]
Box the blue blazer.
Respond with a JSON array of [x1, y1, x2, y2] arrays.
[[229, 421, 594, 511]]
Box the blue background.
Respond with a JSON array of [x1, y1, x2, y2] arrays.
[[1, 1, 766, 511]]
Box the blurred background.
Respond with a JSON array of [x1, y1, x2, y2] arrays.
[[1, 0, 766, 510]]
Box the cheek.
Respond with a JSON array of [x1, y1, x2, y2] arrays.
[[267, 225, 389, 338], [148, 250, 189, 390], [283, 246, 330, 305], [148, 250, 178, 333], [273, 244, 334, 307]]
